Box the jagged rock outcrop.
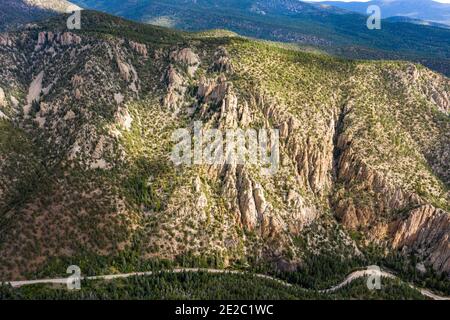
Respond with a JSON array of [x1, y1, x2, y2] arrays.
[[392, 205, 450, 273], [212, 46, 234, 74], [170, 48, 200, 77], [63, 110, 76, 121], [24, 70, 44, 116], [255, 91, 334, 196], [115, 106, 133, 131], [0, 34, 13, 46], [59, 32, 82, 46], [162, 65, 186, 110], [392, 64, 449, 114], [116, 56, 131, 82], [115, 52, 139, 93], [0, 87, 5, 108], [333, 134, 423, 230], [198, 75, 229, 105], [35, 31, 81, 51], [129, 41, 148, 57], [221, 164, 282, 238], [286, 190, 318, 234], [237, 166, 260, 230]]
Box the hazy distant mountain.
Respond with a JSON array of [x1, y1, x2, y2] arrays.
[[385, 16, 450, 29], [0, 0, 80, 31], [69, 0, 450, 76], [320, 0, 450, 26]]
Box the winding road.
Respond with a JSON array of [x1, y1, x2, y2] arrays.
[[3, 268, 449, 300]]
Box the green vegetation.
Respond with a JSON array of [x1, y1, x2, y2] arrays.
[[69, 2, 450, 75], [0, 272, 427, 300], [0, 10, 448, 301]]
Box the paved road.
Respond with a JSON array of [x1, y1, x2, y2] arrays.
[[3, 268, 449, 300]]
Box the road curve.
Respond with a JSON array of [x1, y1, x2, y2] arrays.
[[3, 268, 449, 300]]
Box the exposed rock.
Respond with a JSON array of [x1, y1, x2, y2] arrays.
[[129, 41, 148, 57], [257, 91, 333, 195], [197, 75, 229, 105], [36, 32, 81, 50], [114, 93, 124, 105], [170, 48, 200, 65], [212, 46, 234, 73], [163, 65, 183, 88], [219, 91, 239, 128], [74, 88, 81, 100], [170, 48, 200, 76], [90, 159, 109, 170], [197, 192, 208, 210], [115, 107, 132, 131], [253, 183, 267, 216], [416, 262, 427, 274], [24, 71, 44, 115], [63, 110, 76, 121], [286, 190, 318, 234], [0, 87, 5, 108], [116, 57, 131, 82], [37, 31, 46, 45], [390, 65, 449, 114], [391, 205, 450, 273], [162, 65, 186, 109], [10, 96, 18, 108], [34, 114, 46, 128], [193, 177, 208, 210], [24, 0, 81, 12], [239, 101, 252, 126], [237, 166, 260, 230], [59, 32, 81, 46], [90, 136, 111, 169], [261, 214, 282, 239], [0, 34, 13, 46], [1, 18, 449, 280], [194, 176, 202, 193]]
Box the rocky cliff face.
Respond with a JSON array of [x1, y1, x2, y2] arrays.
[[392, 205, 450, 273], [0, 12, 448, 280]]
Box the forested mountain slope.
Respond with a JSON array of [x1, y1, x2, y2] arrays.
[[0, 12, 448, 289]]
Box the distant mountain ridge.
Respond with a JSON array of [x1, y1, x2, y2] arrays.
[[385, 16, 450, 29], [320, 0, 450, 26], [66, 0, 450, 76], [0, 0, 80, 31]]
